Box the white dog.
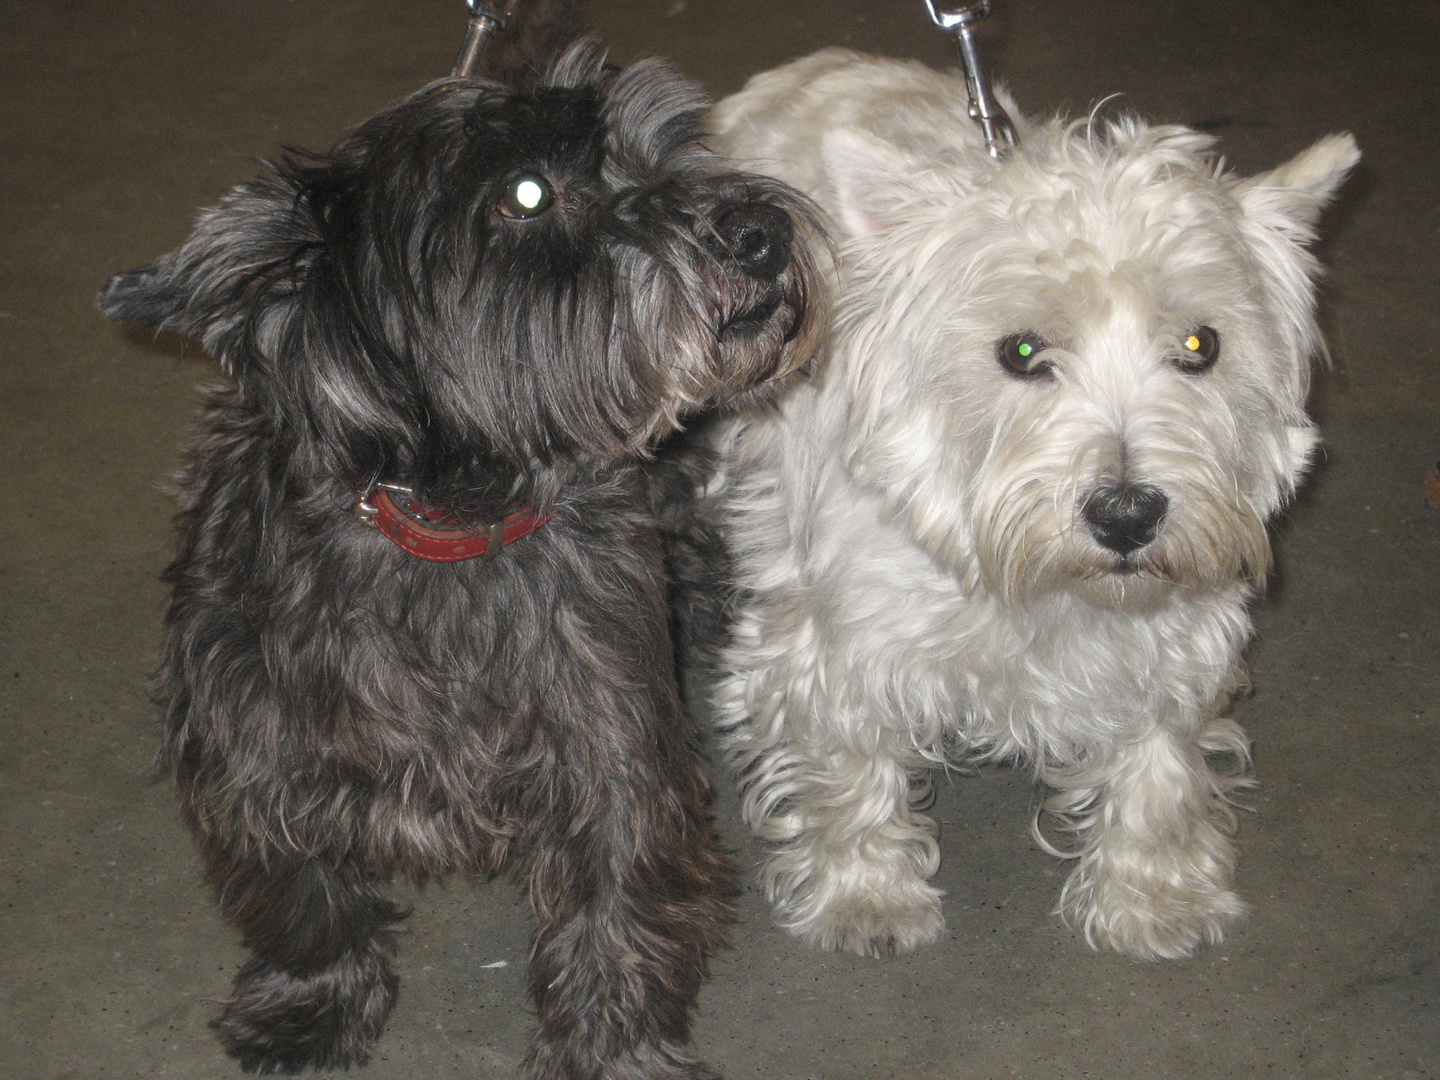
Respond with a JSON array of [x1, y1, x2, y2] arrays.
[[707, 49, 1357, 961]]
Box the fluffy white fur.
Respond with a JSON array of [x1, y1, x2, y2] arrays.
[[707, 49, 1358, 961]]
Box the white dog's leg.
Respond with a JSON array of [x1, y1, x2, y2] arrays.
[[715, 613, 944, 958], [1042, 718, 1252, 960]]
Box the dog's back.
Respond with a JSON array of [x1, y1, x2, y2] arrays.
[[710, 49, 997, 205]]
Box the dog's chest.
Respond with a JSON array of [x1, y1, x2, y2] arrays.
[[883, 574, 1252, 757]]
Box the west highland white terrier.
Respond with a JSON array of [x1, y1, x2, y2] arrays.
[[707, 48, 1357, 961], [99, 39, 823, 1080]]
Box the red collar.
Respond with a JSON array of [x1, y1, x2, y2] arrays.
[[354, 483, 549, 563]]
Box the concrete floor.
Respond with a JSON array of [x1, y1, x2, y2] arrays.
[[1, 0, 1435, 1077]]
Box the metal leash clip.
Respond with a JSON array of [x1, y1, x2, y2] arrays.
[[923, 0, 1018, 159], [453, 0, 523, 78]]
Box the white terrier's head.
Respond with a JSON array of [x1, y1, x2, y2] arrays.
[[823, 115, 1358, 606]]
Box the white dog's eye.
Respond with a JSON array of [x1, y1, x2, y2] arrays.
[[998, 332, 1053, 377], [1175, 325, 1220, 373], [498, 173, 555, 219]]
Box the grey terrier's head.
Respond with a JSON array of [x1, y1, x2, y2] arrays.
[[100, 39, 826, 507]]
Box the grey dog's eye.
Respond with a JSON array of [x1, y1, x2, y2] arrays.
[[1174, 326, 1220, 373], [498, 173, 554, 219], [997, 332, 1053, 376]]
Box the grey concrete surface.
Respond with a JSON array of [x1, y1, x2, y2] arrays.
[[1, 1, 1435, 1077]]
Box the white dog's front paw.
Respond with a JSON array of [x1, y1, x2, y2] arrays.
[[1061, 864, 1247, 960], [796, 883, 946, 958], [766, 845, 945, 958]]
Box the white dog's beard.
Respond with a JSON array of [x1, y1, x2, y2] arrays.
[[897, 393, 1279, 605], [969, 468, 1273, 606]]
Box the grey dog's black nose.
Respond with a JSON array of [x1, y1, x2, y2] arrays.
[[711, 203, 793, 280], [1083, 481, 1169, 556]]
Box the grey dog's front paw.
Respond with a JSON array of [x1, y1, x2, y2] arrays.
[[213, 953, 397, 1074]]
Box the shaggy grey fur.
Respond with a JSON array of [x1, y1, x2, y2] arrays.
[[98, 39, 824, 1080]]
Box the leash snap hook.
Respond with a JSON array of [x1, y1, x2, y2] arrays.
[[453, 0, 523, 78], [923, 0, 1018, 160]]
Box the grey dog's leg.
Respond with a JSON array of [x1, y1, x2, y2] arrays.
[[205, 847, 404, 1073], [523, 754, 732, 1080]]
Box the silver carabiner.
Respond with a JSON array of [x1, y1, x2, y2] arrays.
[[453, 0, 523, 78], [923, 0, 1018, 159]]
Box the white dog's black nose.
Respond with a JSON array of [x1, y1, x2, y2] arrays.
[[711, 203, 794, 280], [1083, 482, 1169, 556]]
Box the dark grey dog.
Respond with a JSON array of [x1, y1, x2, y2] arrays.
[[98, 39, 823, 1080]]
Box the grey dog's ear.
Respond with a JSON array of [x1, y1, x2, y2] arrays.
[[98, 174, 315, 366]]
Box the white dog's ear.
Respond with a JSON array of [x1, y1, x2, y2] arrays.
[[820, 127, 938, 239], [1236, 133, 1360, 241]]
